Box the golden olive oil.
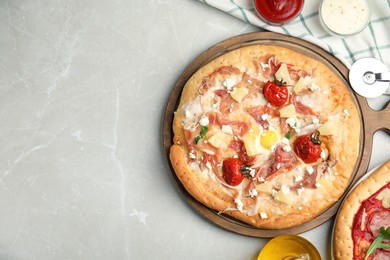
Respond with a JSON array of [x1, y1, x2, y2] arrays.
[[258, 235, 321, 260]]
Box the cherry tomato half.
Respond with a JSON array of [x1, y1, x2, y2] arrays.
[[293, 131, 322, 164], [222, 158, 244, 186], [263, 80, 289, 107]]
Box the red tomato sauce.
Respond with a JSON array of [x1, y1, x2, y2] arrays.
[[254, 0, 304, 25]]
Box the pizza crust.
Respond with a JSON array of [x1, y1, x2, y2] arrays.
[[170, 44, 361, 229], [333, 160, 390, 259]]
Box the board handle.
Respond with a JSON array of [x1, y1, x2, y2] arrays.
[[349, 95, 390, 191], [358, 95, 390, 135]]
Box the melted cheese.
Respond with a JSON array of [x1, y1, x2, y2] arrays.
[[274, 63, 292, 85], [293, 77, 307, 93], [230, 86, 249, 103], [279, 104, 297, 118], [207, 131, 233, 149]]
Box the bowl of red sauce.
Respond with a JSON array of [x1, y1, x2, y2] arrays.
[[253, 0, 304, 26]]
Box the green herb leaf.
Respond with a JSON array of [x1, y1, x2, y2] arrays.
[[194, 126, 208, 144], [365, 226, 390, 259], [285, 131, 292, 140], [194, 136, 201, 144], [200, 125, 208, 138], [383, 226, 390, 239]]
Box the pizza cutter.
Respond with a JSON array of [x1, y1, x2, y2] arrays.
[[349, 57, 390, 98]]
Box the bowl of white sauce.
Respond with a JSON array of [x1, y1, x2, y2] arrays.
[[319, 0, 371, 37]]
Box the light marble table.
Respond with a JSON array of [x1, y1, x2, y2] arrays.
[[1, 0, 389, 259]]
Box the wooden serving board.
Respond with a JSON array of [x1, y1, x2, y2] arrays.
[[162, 32, 390, 237]]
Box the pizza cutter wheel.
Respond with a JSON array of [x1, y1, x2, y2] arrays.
[[349, 57, 390, 98]]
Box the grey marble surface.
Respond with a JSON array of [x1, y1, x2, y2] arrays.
[[1, 0, 389, 259]]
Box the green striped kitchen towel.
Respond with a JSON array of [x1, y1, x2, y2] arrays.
[[197, 0, 390, 70]]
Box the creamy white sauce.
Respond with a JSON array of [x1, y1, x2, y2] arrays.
[[320, 0, 370, 35]]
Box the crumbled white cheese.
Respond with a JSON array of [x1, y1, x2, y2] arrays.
[[261, 114, 269, 121], [249, 188, 258, 197], [258, 177, 265, 182], [297, 187, 305, 195], [334, 172, 339, 176], [276, 163, 281, 170], [282, 145, 292, 152], [221, 125, 233, 135], [234, 199, 244, 211], [320, 150, 326, 159], [260, 62, 269, 70], [188, 152, 196, 159], [295, 175, 303, 182], [312, 117, 319, 125], [271, 189, 278, 197], [223, 79, 236, 91], [306, 166, 314, 175], [286, 117, 297, 128], [199, 116, 209, 126], [297, 206, 303, 211], [260, 212, 268, 219], [315, 182, 321, 188], [249, 169, 256, 178], [281, 137, 290, 145], [309, 83, 320, 91], [281, 185, 290, 194]]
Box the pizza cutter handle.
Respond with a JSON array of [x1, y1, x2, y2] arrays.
[[364, 71, 390, 85], [374, 71, 390, 82]]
